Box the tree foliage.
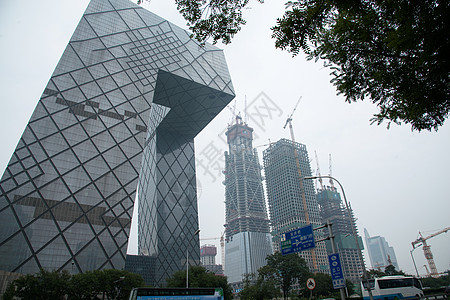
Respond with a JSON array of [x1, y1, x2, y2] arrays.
[[239, 272, 281, 300], [367, 264, 407, 278], [3, 269, 71, 300], [173, 0, 450, 131], [3, 269, 144, 300], [421, 271, 450, 289], [165, 266, 233, 300], [258, 252, 310, 299]]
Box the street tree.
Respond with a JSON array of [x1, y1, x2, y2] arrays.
[[366, 265, 407, 278], [239, 273, 280, 300], [168, 0, 450, 132], [165, 266, 232, 300], [3, 269, 144, 300], [90, 269, 144, 300], [3, 269, 71, 300], [384, 265, 406, 276], [259, 252, 310, 299]]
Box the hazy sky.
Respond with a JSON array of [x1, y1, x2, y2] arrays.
[[1, 0, 449, 277]]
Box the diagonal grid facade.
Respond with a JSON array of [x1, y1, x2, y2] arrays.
[[0, 0, 234, 288]]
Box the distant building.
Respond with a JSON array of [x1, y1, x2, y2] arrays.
[[223, 116, 273, 286], [263, 139, 328, 273], [364, 229, 399, 270], [317, 185, 364, 283], [200, 245, 223, 275]]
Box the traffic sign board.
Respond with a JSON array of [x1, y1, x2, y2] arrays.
[[328, 253, 345, 289], [280, 224, 315, 255], [306, 278, 316, 290]]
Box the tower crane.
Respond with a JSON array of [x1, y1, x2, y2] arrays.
[[283, 96, 301, 141], [411, 227, 450, 277], [328, 154, 336, 190], [283, 97, 319, 272], [423, 265, 431, 277], [314, 150, 324, 190]]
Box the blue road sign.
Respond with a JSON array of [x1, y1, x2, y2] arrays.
[[328, 253, 345, 289], [280, 224, 315, 255]]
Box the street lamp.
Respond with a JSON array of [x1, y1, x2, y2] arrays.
[[112, 276, 125, 300], [186, 229, 200, 288], [303, 175, 374, 300], [410, 246, 421, 278]]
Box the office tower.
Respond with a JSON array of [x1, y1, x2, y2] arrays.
[[200, 244, 223, 275], [0, 0, 234, 288], [223, 116, 273, 286], [364, 229, 399, 270], [263, 138, 328, 273], [317, 185, 364, 284], [201, 244, 217, 266]]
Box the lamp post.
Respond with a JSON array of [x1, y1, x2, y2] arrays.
[[303, 175, 374, 300], [186, 229, 200, 288], [108, 276, 125, 300], [410, 246, 421, 278]]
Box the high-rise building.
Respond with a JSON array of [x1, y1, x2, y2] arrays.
[[364, 229, 399, 270], [263, 138, 328, 273], [223, 116, 273, 285], [317, 185, 364, 283], [201, 244, 217, 266], [0, 0, 234, 288], [200, 244, 223, 275]]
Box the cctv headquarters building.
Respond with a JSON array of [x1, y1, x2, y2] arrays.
[[0, 0, 234, 287]]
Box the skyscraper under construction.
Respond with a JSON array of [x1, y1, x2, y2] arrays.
[[317, 184, 364, 283], [223, 116, 273, 285], [263, 138, 328, 273]]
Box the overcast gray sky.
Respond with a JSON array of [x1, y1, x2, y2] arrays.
[[1, 0, 449, 277]]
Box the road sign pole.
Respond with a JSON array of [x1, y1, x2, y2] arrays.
[[307, 278, 316, 300], [327, 222, 346, 300]]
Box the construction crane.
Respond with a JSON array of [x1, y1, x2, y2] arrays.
[[411, 227, 450, 277], [328, 154, 336, 190], [283, 96, 301, 141], [255, 140, 275, 149], [283, 97, 318, 272], [314, 150, 324, 190], [424, 265, 431, 276]]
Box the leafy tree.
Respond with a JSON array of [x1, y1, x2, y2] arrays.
[[345, 279, 356, 297], [166, 265, 232, 300], [92, 269, 145, 300], [3, 269, 144, 300], [367, 265, 407, 279], [384, 265, 405, 276], [367, 268, 386, 278], [3, 269, 71, 300], [259, 252, 310, 300], [239, 273, 280, 300], [171, 0, 450, 131], [68, 271, 99, 300], [421, 272, 450, 288], [310, 272, 334, 298]]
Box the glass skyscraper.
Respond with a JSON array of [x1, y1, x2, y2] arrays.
[[263, 139, 328, 273], [0, 0, 234, 288], [223, 116, 273, 286], [364, 228, 399, 270]]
